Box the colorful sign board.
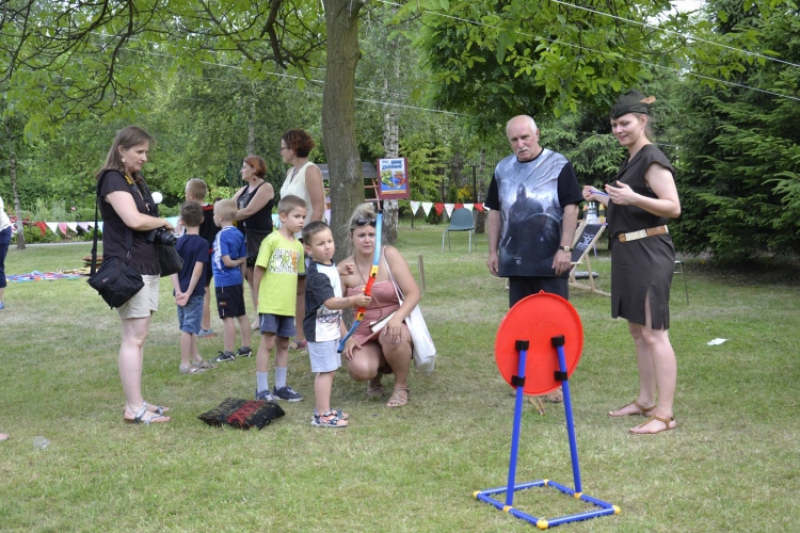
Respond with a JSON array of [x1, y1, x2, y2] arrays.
[[376, 157, 409, 199]]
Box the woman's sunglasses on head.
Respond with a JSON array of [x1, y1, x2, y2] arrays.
[[353, 217, 376, 228]]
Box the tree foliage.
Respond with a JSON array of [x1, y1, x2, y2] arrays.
[[670, 0, 800, 261]]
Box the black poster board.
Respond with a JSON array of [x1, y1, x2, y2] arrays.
[[571, 224, 604, 264]]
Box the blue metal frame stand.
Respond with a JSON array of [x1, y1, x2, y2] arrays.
[[474, 336, 619, 529]]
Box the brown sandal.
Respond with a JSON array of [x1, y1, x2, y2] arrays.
[[386, 387, 410, 408], [608, 400, 655, 417], [630, 415, 676, 435]]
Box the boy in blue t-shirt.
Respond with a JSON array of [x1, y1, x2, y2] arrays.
[[185, 178, 220, 338], [171, 202, 217, 374], [211, 199, 252, 362], [302, 221, 371, 428]]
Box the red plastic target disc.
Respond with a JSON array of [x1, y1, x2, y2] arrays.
[[494, 292, 583, 396]]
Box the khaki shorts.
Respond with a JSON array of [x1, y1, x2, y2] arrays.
[[116, 274, 160, 320]]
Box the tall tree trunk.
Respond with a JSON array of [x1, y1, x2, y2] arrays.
[[247, 90, 256, 155], [9, 149, 26, 250], [322, 0, 364, 260]]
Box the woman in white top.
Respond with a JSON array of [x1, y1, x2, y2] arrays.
[[0, 195, 13, 310], [279, 129, 326, 350]]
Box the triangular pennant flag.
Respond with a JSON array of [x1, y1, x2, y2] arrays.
[[454, 203, 464, 210], [58, 222, 68, 236], [166, 216, 180, 228], [66, 222, 78, 233], [77, 222, 90, 232], [35, 222, 47, 236], [410, 201, 421, 215], [475, 203, 485, 212], [97, 222, 104, 232], [46, 222, 58, 234], [434, 203, 444, 216], [463, 203, 474, 212], [421, 202, 433, 216], [444, 203, 455, 218]]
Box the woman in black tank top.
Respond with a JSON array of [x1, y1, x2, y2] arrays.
[[232, 155, 275, 329]]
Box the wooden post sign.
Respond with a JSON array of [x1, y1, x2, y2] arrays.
[[376, 158, 410, 200]]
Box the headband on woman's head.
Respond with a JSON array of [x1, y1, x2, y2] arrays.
[[610, 90, 656, 119]]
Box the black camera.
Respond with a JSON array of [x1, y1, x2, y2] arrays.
[[143, 228, 177, 246]]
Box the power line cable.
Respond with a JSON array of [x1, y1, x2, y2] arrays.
[[550, 0, 800, 70]]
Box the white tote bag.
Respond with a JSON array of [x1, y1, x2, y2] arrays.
[[386, 255, 437, 375]]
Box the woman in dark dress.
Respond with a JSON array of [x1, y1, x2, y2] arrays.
[[232, 155, 275, 329], [97, 126, 174, 424], [583, 91, 681, 435]]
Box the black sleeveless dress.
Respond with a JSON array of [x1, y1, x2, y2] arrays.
[[236, 182, 274, 260], [607, 144, 676, 329]]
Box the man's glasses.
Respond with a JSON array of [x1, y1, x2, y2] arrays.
[[352, 217, 376, 228]]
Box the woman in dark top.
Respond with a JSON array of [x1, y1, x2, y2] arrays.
[[583, 91, 681, 435], [97, 126, 174, 424], [232, 155, 274, 329]]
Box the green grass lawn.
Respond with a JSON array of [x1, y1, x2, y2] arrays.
[[1, 225, 799, 532]]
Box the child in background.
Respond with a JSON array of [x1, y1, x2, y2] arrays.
[[185, 178, 219, 338], [253, 195, 307, 402], [303, 221, 371, 428], [171, 202, 217, 374], [211, 199, 252, 362]]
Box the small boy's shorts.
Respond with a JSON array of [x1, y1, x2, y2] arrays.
[[177, 292, 204, 334], [258, 313, 296, 338], [216, 284, 246, 319], [308, 340, 341, 373]]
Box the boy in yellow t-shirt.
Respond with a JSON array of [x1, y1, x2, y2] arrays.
[[253, 195, 307, 402]]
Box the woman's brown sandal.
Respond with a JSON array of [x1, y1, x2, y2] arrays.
[[630, 415, 676, 435], [608, 400, 655, 417], [386, 387, 410, 408]]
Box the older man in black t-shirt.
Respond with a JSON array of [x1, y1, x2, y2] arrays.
[[485, 115, 583, 308]]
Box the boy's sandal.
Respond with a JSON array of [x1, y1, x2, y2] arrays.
[[386, 387, 410, 408], [313, 408, 349, 421], [608, 400, 655, 417], [630, 415, 676, 435], [312, 412, 349, 428], [124, 407, 170, 424]]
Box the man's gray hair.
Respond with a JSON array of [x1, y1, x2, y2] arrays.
[[506, 115, 538, 136]]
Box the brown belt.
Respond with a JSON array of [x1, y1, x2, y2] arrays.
[[617, 225, 668, 243]]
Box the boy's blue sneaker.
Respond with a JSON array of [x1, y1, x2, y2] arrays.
[[273, 386, 304, 402], [196, 328, 214, 338], [255, 389, 276, 402], [236, 347, 252, 358], [0, 302, 4, 310], [213, 351, 236, 362]]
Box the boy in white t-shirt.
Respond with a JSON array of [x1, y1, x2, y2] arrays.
[[302, 221, 370, 428]]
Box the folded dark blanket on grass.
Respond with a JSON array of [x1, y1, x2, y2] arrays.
[[198, 398, 285, 430]]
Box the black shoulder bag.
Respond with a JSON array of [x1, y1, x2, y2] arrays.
[[86, 171, 145, 309]]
